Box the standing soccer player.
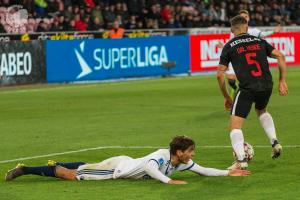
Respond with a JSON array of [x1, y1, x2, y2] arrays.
[[218, 10, 282, 100], [216, 15, 288, 169]]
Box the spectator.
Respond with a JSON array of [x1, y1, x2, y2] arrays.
[[126, 15, 137, 29], [109, 20, 125, 38], [36, 20, 48, 32], [183, 14, 194, 28], [174, 14, 183, 28], [121, 3, 130, 24], [146, 18, 158, 29], [49, 19, 60, 31], [58, 15, 68, 30], [103, 4, 116, 24], [64, 5, 74, 20], [227, 3, 237, 19], [148, 4, 160, 20], [263, 16, 271, 26], [89, 16, 104, 31], [161, 4, 172, 22], [91, 4, 104, 26], [74, 14, 87, 31], [67, 19, 76, 31], [136, 20, 145, 29], [0, 0, 300, 33], [219, 2, 227, 22]]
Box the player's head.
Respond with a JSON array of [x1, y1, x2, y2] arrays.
[[170, 135, 195, 164], [230, 15, 248, 36], [239, 10, 249, 23]]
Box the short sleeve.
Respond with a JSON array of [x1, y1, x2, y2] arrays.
[[263, 39, 275, 57], [219, 45, 230, 67]]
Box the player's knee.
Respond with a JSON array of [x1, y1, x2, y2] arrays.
[[230, 122, 242, 130], [230, 116, 245, 130], [55, 166, 77, 180], [230, 125, 242, 130], [256, 109, 267, 117]]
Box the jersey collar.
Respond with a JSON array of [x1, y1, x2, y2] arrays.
[[235, 33, 249, 37]]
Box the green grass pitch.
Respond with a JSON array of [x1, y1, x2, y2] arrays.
[[0, 67, 300, 200]]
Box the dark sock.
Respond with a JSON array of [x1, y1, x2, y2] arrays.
[[228, 79, 237, 90], [272, 140, 279, 147], [56, 162, 86, 169], [23, 166, 56, 177]]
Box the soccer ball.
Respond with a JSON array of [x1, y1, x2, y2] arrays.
[[233, 142, 254, 161]]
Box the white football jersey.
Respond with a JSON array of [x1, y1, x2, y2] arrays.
[[247, 27, 262, 37], [113, 149, 194, 179]]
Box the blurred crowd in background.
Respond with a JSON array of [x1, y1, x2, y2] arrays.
[[0, 0, 300, 33]]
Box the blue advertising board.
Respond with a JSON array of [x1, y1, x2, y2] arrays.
[[46, 36, 190, 82]]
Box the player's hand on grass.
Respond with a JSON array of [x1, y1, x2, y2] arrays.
[[228, 169, 251, 176], [279, 81, 288, 96], [168, 180, 188, 185], [224, 97, 233, 111]]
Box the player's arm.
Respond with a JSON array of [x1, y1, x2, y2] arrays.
[[217, 44, 232, 110], [144, 160, 187, 185], [217, 64, 232, 110], [188, 163, 250, 176], [269, 49, 288, 96], [259, 25, 281, 37]]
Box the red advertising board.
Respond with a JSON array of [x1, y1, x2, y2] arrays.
[[190, 32, 300, 72]]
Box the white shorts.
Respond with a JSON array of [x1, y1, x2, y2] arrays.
[[226, 64, 235, 75], [76, 156, 131, 180]]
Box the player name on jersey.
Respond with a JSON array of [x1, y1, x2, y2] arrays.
[[229, 37, 261, 47]]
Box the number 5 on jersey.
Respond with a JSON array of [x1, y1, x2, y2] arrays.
[[245, 53, 262, 77]]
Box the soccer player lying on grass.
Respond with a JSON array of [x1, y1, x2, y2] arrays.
[[5, 135, 250, 184]]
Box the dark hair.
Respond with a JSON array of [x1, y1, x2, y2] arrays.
[[170, 135, 195, 155], [239, 10, 249, 15], [230, 15, 248, 27]]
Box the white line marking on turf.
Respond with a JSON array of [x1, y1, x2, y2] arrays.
[[0, 145, 299, 164]]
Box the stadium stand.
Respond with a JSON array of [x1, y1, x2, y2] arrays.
[[0, 0, 299, 33]]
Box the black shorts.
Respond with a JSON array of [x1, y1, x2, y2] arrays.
[[230, 89, 272, 118]]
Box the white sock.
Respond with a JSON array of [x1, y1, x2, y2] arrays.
[[259, 112, 277, 145], [230, 129, 245, 161]]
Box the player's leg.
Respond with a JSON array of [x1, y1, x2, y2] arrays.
[[228, 90, 253, 169], [47, 160, 86, 169], [55, 166, 77, 180], [75, 156, 128, 180], [256, 108, 278, 145], [5, 163, 77, 181], [255, 90, 282, 159], [229, 116, 246, 165]]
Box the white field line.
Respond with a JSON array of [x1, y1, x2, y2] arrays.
[[0, 84, 98, 95], [1, 145, 299, 164]]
